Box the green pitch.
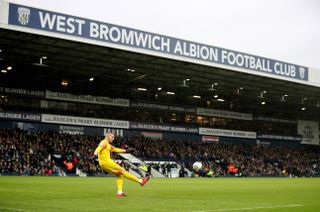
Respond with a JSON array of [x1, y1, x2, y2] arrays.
[[0, 177, 319, 212]]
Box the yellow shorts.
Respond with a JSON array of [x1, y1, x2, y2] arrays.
[[100, 160, 125, 175]]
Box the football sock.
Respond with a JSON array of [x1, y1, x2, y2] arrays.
[[117, 174, 123, 193]]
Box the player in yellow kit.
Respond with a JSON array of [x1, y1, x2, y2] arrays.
[[94, 132, 149, 197]]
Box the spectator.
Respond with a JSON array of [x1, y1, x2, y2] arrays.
[[63, 160, 74, 174]]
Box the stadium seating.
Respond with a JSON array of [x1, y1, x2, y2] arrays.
[[1, 128, 319, 177]]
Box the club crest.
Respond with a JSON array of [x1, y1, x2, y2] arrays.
[[18, 7, 30, 25], [299, 67, 305, 79]]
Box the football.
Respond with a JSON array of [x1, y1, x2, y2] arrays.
[[193, 161, 202, 172]]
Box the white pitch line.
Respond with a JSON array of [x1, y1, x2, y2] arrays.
[[0, 207, 29, 212], [192, 204, 303, 212]]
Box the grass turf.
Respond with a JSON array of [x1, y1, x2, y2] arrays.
[[0, 176, 319, 212]]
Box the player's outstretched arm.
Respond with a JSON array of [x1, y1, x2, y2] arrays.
[[111, 145, 126, 153]]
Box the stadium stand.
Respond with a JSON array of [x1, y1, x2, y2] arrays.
[[1, 128, 319, 177], [0, 92, 300, 137], [0, 4, 319, 179]]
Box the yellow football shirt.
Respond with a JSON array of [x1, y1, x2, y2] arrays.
[[95, 139, 124, 165]]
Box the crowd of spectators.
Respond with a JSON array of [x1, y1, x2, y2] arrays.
[[0, 129, 102, 176], [124, 136, 320, 177], [0, 129, 58, 176], [0, 128, 319, 177]]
